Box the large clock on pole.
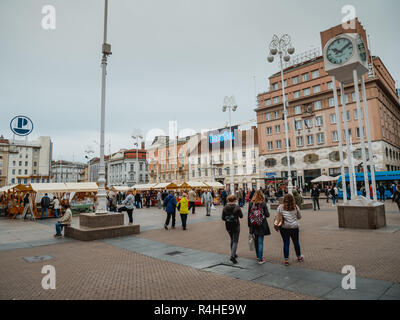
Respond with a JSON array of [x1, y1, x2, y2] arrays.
[[323, 33, 368, 84]]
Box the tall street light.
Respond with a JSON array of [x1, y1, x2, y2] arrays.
[[132, 129, 143, 185], [96, 0, 112, 214], [267, 34, 295, 195], [222, 96, 237, 195]]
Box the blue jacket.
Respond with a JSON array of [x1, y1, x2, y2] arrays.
[[164, 194, 177, 213]]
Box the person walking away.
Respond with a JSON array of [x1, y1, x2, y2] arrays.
[[378, 184, 385, 202], [164, 191, 177, 229], [275, 194, 303, 266], [53, 196, 60, 218], [292, 189, 303, 208], [177, 193, 189, 230], [222, 195, 243, 264], [392, 184, 400, 212], [146, 192, 151, 208], [248, 190, 270, 264], [188, 189, 197, 214], [22, 193, 34, 220], [161, 190, 168, 211], [325, 186, 330, 203], [134, 191, 141, 209], [118, 191, 135, 224], [157, 191, 162, 209], [201, 190, 213, 216], [334, 185, 339, 203], [40, 193, 51, 219], [221, 189, 228, 207], [237, 188, 244, 207], [249, 188, 256, 202], [330, 185, 337, 206], [54, 203, 72, 237], [311, 184, 320, 211]]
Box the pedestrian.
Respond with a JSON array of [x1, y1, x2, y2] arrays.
[[40, 193, 51, 219], [325, 186, 330, 203], [118, 190, 135, 224], [236, 188, 244, 207], [222, 195, 243, 264], [54, 203, 72, 237], [161, 189, 168, 210], [157, 191, 162, 209], [275, 194, 303, 266], [330, 185, 337, 206], [378, 184, 385, 201], [177, 193, 189, 230], [22, 193, 34, 220], [221, 188, 228, 207], [392, 184, 400, 211], [201, 190, 213, 216], [53, 196, 60, 218], [188, 189, 197, 214], [164, 191, 177, 230], [146, 192, 151, 208], [134, 191, 141, 209], [311, 184, 320, 211], [248, 190, 271, 264], [249, 188, 256, 201], [292, 189, 303, 208]]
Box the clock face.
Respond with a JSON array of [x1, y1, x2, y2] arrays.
[[357, 35, 367, 62], [326, 37, 354, 65]]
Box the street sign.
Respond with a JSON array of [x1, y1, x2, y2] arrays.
[[265, 172, 277, 178], [10, 116, 33, 136]]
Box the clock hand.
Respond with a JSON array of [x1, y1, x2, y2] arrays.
[[337, 42, 351, 54]]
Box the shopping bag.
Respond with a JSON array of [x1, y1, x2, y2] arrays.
[[248, 234, 255, 251], [210, 203, 216, 211]]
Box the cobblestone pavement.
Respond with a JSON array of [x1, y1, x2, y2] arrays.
[[0, 241, 315, 300], [138, 201, 400, 283]]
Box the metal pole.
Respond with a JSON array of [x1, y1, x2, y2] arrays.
[[96, 0, 110, 214], [340, 82, 356, 200], [229, 107, 234, 195], [361, 76, 377, 201], [279, 53, 293, 195], [331, 76, 348, 203], [353, 70, 369, 196]]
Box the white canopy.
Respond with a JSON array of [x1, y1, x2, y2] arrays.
[[133, 183, 157, 190], [152, 182, 179, 189], [182, 181, 208, 188], [0, 184, 18, 193], [65, 182, 98, 192], [311, 175, 338, 183], [111, 185, 130, 192], [30, 183, 68, 193], [204, 181, 225, 188]]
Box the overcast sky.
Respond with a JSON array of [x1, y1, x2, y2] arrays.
[[1, 0, 399, 162]]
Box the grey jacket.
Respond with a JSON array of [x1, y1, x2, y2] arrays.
[[122, 194, 135, 210], [277, 204, 301, 229]]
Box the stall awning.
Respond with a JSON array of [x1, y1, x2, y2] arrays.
[[30, 183, 68, 193], [110, 185, 130, 192], [65, 182, 98, 192], [0, 184, 31, 193], [132, 183, 157, 190], [152, 182, 179, 189], [183, 181, 208, 188], [204, 181, 225, 188]]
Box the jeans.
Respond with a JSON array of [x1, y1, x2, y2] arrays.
[[54, 208, 59, 218], [41, 207, 48, 219], [227, 225, 240, 258], [127, 209, 133, 223], [55, 222, 65, 236], [332, 197, 336, 205], [180, 214, 188, 229], [280, 228, 301, 259], [188, 201, 195, 214], [165, 211, 176, 227], [158, 199, 162, 209], [205, 202, 212, 215], [312, 197, 320, 210], [254, 234, 264, 261]]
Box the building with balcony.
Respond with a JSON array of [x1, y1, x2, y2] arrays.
[[52, 160, 86, 183]]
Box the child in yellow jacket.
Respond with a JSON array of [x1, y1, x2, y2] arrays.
[[177, 193, 189, 230]]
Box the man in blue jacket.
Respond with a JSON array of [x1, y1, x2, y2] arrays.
[[163, 191, 177, 230]]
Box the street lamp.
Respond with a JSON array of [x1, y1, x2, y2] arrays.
[[267, 34, 295, 195], [222, 96, 237, 195], [132, 129, 143, 185]]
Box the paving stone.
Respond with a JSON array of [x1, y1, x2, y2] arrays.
[[285, 279, 337, 298], [322, 287, 383, 300], [253, 272, 300, 288], [381, 283, 400, 298]]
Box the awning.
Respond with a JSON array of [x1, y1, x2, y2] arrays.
[[311, 175, 338, 183], [132, 183, 157, 190], [110, 185, 130, 192], [0, 184, 31, 193], [29, 183, 68, 193], [152, 182, 179, 189], [183, 181, 208, 188], [65, 182, 98, 192], [204, 181, 225, 188]]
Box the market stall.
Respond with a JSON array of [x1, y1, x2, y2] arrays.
[[0, 184, 33, 219]]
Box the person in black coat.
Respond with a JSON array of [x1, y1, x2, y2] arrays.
[[311, 184, 320, 211], [248, 190, 270, 264], [222, 195, 243, 264]]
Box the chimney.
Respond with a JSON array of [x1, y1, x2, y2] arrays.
[[141, 141, 145, 150]]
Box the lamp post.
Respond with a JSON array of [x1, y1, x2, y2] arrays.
[[132, 129, 143, 185], [267, 34, 295, 195], [222, 96, 237, 195], [95, 0, 112, 214]]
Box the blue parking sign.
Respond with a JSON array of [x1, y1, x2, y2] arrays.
[[10, 116, 33, 136]]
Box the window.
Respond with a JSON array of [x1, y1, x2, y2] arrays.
[[266, 127, 272, 135], [274, 110, 280, 119], [252, 164, 257, 174], [283, 80, 287, 88], [312, 70, 319, 79], [356, 127, 365, 138], [218, 168, 222, 176], [234, 166, 238, 175], [198, 168, 201, 177], [294, 119, 303, 130], [24, 169, 28, 174], [242, 151, 246, 157], [304, 118, 313, 129], [19, 161, 22, 166], [351, 92, 356, 101], [314, 100, 322, 110], [330, 113, 337, 124], [294, 105, 301, 114], [272, 83, 278, 90], [226, 167, 230, 175], [315, 116, 323, 127], [12, 169, 15, 174], [18, 169, 21, 174], [307, 135, 314, 145], [342, 110, 350, 122], [276, 140, 282, 149], [303, 88, 311, 96], [329, 97, 335, 107], [252, 150, 256, 159], [343, 129, 352, 140], [13, 161, 16, 166], [25, 154, 28, 159], [25, 161, 28, 166], [267, 141, 273, 150], [328, 81, 333, 89], [242, 165, 247, 174], [354, 109, 363, 120], [284, 139, 291, 148], [313, 85, 321, 93], [296, 136, 303, 147], [265, 99, 271, 106], [273, 96, 279, 104], [293, 76, 299, 84], [265, 112, 271, 121], [302, 73, 309, 81], [294, 91, 301, 99], [275, 125, 281, 133], [317, 133, 325, 144]]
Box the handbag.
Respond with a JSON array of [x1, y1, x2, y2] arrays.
[[273, 206, 284, 232], [210, 203, 216, 211], [248, 234, 255, 251]]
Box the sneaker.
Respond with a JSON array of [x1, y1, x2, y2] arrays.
[[284, 260, 289, 266], [230, 256, 238, 264], [257, 258, 266, 265], [297, 256, 304, 262], [234, 254, 238, 259], [164, 225, 168, 230]]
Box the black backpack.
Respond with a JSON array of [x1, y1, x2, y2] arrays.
[[225, 208, 237, 231]]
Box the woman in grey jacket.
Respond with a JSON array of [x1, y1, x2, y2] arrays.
[[119, 191, 135, 224]]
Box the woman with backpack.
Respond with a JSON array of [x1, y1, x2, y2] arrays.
[[222, 195, 243, 264], [275, 194, 303, 266], [248, 190, 270, 265]]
